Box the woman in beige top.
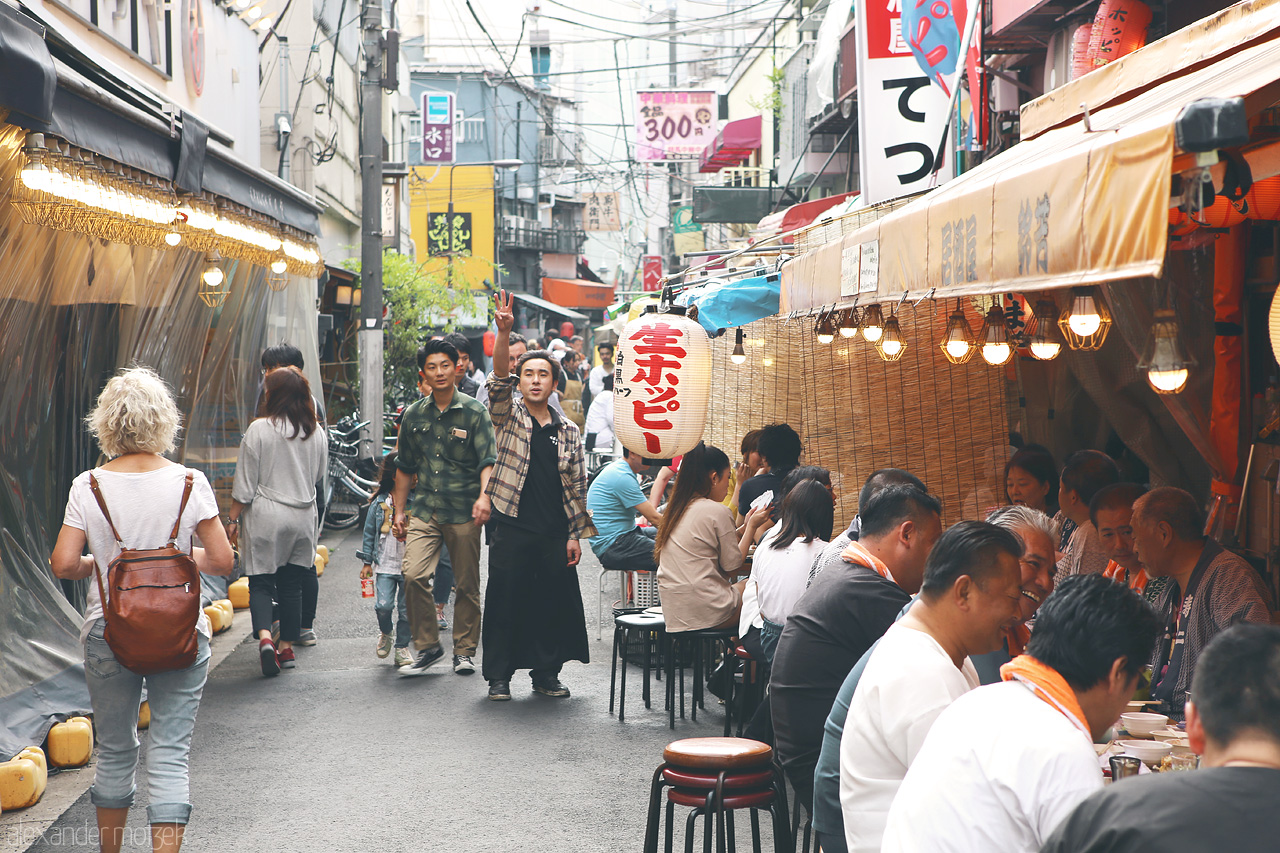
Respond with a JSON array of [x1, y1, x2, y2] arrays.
[[654, 443, 747, 633]]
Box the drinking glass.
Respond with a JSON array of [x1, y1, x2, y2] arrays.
[[1109, 755, 1142, 780]]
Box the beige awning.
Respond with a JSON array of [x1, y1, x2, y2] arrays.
[[781, 0, 1280, 312]]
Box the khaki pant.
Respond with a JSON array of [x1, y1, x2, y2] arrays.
[[403, 516, 482, 655]]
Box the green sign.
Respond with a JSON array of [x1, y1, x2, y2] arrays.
[[672, 205, 701, 233]]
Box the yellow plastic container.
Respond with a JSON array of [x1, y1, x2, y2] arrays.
[[203, 605, 225, 633], [228, 576, 250, 609], [46, 717, 94, 768], [316, 545, 329, 562], [214, 599, 234, 629], [0, 747, 47, 810], [138, 700, 150, 730]]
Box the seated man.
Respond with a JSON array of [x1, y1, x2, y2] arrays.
[[769, 485, 943, 814], [1090, 481, 1170, 603], [586, 446, 662, 573], [808, 468, 928, 584], [1043, 623, 1280, 853], [839, 521, 1024, 853], [881, 574, 1161, 852], [1055, 450, 1120, 578], [1132, 486, 1275, 721]]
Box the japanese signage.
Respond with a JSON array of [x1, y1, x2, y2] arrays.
[[854, 0, 954, 204], [421, 92, 455, 165], [584, 192, 621, 231], [642, 255, 664, 292], [615, 313, 712, 459], [635, 90, 717, 161], [426, 211, 472, 256]]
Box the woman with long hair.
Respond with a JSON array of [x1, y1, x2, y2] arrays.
[[226, 366, 328, 676], [654, 442, 747, 633], [52, 366, 233, 853]]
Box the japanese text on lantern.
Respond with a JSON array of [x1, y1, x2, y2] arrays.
[[624, 322, 686, 454]]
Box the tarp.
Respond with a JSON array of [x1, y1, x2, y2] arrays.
[[540, 277, 615, 310], [678, 274, 782, 333]]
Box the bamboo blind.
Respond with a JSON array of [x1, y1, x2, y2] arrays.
[[706, 306, 1011, 527]]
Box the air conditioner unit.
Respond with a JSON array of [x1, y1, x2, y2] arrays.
[[502, 215, 521, 231]]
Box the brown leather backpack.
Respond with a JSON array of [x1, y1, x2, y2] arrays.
[[89, 470, 201, 675]]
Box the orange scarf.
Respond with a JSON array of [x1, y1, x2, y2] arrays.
[[1103, 560, 1149, 594], [840, 540, 894, 584], [1005, 623, 1031, 657], [1000, 655, 1090, 737]]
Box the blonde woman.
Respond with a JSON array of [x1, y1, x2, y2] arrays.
[[52, 366, 233, 853]]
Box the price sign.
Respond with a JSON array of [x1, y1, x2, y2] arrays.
[[635, 90, 717, 161]]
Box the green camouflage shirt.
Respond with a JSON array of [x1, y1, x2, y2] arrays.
[[396, 390, 497, 525]]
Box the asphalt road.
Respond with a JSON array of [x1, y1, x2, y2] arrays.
[[15, 525, 772, 853]]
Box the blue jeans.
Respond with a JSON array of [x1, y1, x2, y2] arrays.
[[83, 618, 210, 825], [374, 573, 411, 648]]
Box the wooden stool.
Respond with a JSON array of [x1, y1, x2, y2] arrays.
[[643, 737, 791, 853], [666, 627, 734, 729], [610, 611, 665, 721]]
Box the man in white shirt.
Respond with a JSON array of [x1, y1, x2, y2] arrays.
[[587, 341, 614, 397], [880, 573, 1162, 853], [840, 520, 1025, 853]]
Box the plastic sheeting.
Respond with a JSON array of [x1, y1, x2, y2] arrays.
[[678, 274, 782, 334], [0, 121, 321, 756]]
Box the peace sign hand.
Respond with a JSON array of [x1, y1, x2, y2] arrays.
[[494, 289, 515, 334]]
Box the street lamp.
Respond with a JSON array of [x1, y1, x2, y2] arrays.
[[443, 159, 524, 286]]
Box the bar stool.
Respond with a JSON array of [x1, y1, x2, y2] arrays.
[[666, 627, 734, 729], [643, 736, 792, 853], [610, 611, 665, 721], [725, 643, 765, 737]]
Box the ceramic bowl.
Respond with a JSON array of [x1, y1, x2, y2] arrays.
[[1120, 712, 1169, 737], [1117, 739, 1173, 766]]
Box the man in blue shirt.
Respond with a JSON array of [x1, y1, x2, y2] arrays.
[[586, 447, 663, 572]]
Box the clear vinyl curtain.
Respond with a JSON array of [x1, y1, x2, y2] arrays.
[[0, 121, 320, 706]]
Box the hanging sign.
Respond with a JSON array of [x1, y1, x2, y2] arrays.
[[585, 192, 621, 231], [635, 90, 717, 161], [854, 0, 954, 204], [615, 311, 712, 458], [421, 92, 456, 165], [642, 255, 664, 292]]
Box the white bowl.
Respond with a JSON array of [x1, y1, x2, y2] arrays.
[[1117, 739, 1172, 766], [1151, 728, 1193, 754], [1120, 712, 1169, 736]]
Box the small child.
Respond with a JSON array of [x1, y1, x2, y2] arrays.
[[358, 452, 413, 667]]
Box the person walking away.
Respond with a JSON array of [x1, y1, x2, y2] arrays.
[[391, 339, 497, 676], [227, 367, 328, 676], [583, 373, 616, 453], [358, 453, 414, 667], [52, 366, 234, 853], [481, 290, 596, 701]]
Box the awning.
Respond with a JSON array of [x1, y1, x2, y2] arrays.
[[781, 1, 1280, 311], [541, 277, 615, 310], [512, 290, 589, 323], [754, 191, 860, 244], [699, 115, 763, 173]]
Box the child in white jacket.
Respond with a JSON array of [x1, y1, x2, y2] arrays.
[[358, 453, 412, 667]]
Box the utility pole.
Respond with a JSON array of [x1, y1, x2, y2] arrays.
[[359, 0, 384, 456], [668, 6, 679, 275], [275, 37, 291, 182]]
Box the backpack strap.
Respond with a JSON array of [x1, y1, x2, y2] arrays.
[[167, 471, 196, 545], [87, 472, 125, 547]]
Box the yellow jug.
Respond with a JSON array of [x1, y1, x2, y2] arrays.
[[138, 700, 150, 730], [214, 599, 234, 629], [316, 545, 329, 562], [0, 747, 47, 809], [203, 605, 225, 634], [228, 576, 250, 609], [47, 717, 93, 768]]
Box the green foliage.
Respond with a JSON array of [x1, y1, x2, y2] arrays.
[[341, 249, 494, 407], [748, 65, 786, 119]]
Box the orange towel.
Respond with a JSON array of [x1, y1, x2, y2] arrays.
[[1005, 623, 1031, 658], [1103, 560, 1149, 594], [840, 540, 893, 583], [1000, 654, 1090, 737]]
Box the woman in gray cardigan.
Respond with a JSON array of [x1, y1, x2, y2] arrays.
[[226, 366, 328, 676]]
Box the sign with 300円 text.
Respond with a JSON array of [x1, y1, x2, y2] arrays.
[[635, 91, 717, 161]]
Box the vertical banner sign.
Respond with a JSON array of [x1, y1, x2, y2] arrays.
[[421, 92, 455, 165], [426, 212, 472, 256], [636, 91, 717, 161], [854, 0, 954, 203], [642, 255, 664, 292], [584, 192, 622, 231]]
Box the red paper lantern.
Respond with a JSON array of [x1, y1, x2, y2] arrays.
[[1192, 196, 1247, 229], [1246, 177, 1280, 220], [1168, 207, 1186, 227], [1087, 0, 1152, 69], [615, 308, 712, 459], [560, 320, 576, 338], [482, 329, 496, 357], [1070, 24, 1094, 80]]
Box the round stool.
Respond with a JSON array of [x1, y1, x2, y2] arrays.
[[665, 627, 734, 729], [610, 611, 665, 721]]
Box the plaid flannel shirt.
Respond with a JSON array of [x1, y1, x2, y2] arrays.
[[484, 373, 597, 541]]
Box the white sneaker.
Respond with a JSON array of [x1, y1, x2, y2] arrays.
[[394, 647, 414, 667], [376, 633, 393, 658]]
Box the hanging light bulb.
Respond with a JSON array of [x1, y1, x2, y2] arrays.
[[876, 312, 905, 361], [939, 300, 976, 364], [270, 257, 288, 275], [731, 328, 747, 364], [202, 251, 225, 287], [1028, 299, 1063, 360], [980, 300, 1014, 366], [838, 306, 860, 338], [1058, 286, 1113, 350], [861, 304, 885, 342], [815, 310, 836, 344], [165, 231, 183, 247], [19, 133, 52, 192], [1137, 309, 1195, 394]]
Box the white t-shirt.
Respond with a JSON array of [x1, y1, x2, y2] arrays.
[[839, 623, 980, 853], [63, 466, 220, 644], [881, 680, 1103, 853], [750, 525, 827, 625]]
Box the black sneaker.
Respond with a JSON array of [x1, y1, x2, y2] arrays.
[[398, 646, 445, 677], [532, 677, 570, 698], [488, 680, 512, 701], [453, 655, 476, 675]]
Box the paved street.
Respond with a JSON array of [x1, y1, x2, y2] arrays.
[[16, 526, 758, 853]]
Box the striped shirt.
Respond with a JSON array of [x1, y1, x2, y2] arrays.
[[484, 373, 597, 541]]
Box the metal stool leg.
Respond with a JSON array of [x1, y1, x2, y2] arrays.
[[610, 623, 621, 715], [619, 624, 630, 722], [643, 627, 654, 709], [597, 568, 607, 641]]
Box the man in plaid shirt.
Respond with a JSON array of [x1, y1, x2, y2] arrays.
[[481, 290, 597, 701]]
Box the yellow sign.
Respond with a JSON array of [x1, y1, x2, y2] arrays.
[[409, 165, 495, 285]]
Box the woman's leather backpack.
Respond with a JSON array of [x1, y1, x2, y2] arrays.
[[89, 471, 201, 675]]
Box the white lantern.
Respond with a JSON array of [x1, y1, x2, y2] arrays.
[[615, 306, 712, 460]]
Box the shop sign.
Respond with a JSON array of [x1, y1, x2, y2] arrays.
[[635, 91, 717, 161], [421, 93, 456, 165], [642, 255, 664, 292], [854, 0, 954, 204], [584, 193, 621, 231], [427, 211, 471, 255]]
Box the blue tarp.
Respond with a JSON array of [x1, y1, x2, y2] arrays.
[[679, 274, 781, 334]]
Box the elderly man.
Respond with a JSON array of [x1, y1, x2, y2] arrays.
[[839, 521, 1024, 853], [1132, 486, 1274, 721], [1090, 481, 1171, 604], [1043, 623, 1280, 852], [769, 485, 943, 813], [881, 574, 1162, 852]]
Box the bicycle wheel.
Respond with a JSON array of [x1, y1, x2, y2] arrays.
[[323, 487, 365, 531]]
